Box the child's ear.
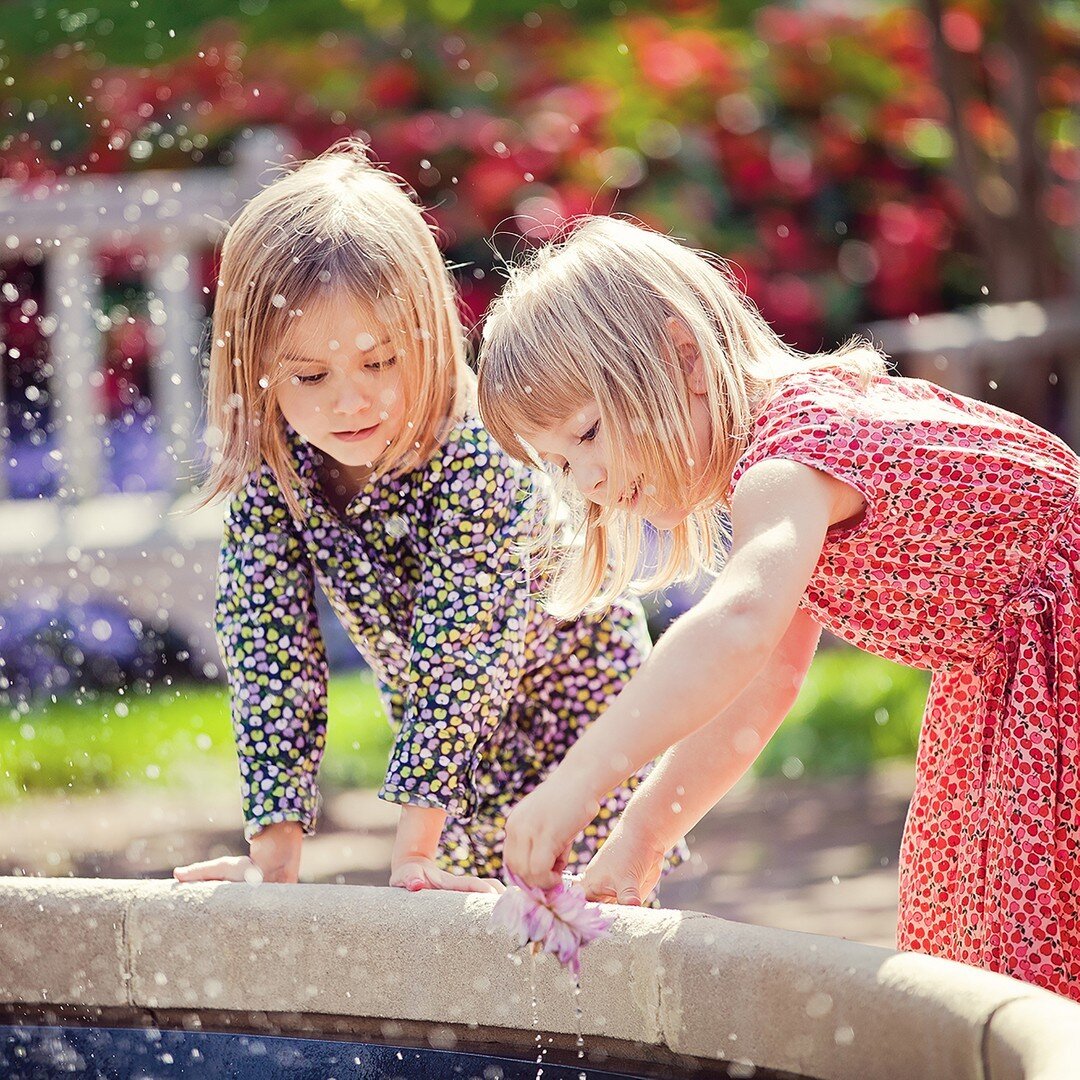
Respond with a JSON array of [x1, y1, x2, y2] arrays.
[[665, 315, 707, 395]]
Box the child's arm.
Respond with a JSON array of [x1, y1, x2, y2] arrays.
[[174, 821, 303, 884], [175, 469, 329, 884], [504, 457, 858, 887], [377, 429, 535, 882], [388, 805, 503, 894], [580, 607, 821, 904]]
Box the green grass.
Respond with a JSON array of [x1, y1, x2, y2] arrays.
[[1, 672, 392, 803], [755, 648, 929, 778], [1, 648, 930, 803]]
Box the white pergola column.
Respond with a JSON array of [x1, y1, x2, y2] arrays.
[[147, 241, 206, 491], [44, 237, 104, 501], [0, 309, 9, 502]]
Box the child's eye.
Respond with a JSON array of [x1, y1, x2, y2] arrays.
[[293, 372, 327, 385], [367, 355, 399, 371], [579, 420, 599, 443]]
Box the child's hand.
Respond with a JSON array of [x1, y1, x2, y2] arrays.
[[172, 854, 267, 883], [173, 821, 303, 884], [503, 771, 602, 891], [580, 822, 666, 906], [390, 804, 503, 893], [390, 855, 504, 895]]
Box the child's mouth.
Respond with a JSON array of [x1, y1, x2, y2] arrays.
[[620, 477, 642, 510], [333, 423, 381, 443]]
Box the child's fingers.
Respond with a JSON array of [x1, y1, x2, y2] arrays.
[[172, 857, 252, 883], [530, 858, 565, 890], [552, 846, 571, 875], [389, 866, 431, 892], [519, 836, 565, 890], [581, 872, 618, 903], [502, 823, 529, 882], [581, 869, 641, 905], [582, 878, 616, 903], [445, 874, 503, 895], [431, 869, 503, 894]]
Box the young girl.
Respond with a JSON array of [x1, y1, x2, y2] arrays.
[[476, 215, 1080, 1000], [172, 148, 685, 895]]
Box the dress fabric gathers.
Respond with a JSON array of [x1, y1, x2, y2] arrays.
[[733, 369, 1080, 999]]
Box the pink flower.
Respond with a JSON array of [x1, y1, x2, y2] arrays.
[[489, 870, 613, 976]]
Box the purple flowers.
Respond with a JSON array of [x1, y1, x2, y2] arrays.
[[489, 870, 613, 976]]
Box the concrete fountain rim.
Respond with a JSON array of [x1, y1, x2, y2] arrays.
[[1, 876, 1078, 1080]]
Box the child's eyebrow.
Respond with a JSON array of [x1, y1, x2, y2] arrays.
[[279, 353, 327, 366], [360, 334, 394, 353], [279, 336, 394, 366]]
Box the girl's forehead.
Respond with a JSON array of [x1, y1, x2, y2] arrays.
[[521, 400, 597, 443], [280, 293, 394, 354], [559, 400, 599, 428]]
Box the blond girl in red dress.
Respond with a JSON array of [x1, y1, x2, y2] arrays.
[[477, 215, 1080, 1000]]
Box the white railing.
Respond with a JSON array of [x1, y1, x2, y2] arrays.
[[0, 127, 294, 666], [0, 126, 290, 506], [867, 297, 1080, 444]]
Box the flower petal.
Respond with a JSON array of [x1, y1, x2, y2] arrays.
[[489, 875, 612, 974]]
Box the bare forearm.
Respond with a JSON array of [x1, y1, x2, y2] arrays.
[[619, 690, 790, 855], [560, 602, 774, 798], [557, 480, 833, 803], [618, 611, 820, 854], [392, 804, 448, 865]]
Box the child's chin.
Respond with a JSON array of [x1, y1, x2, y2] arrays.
[[644, 507, 690, 531]]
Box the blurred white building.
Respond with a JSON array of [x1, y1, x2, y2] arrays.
[[0, 129, 291, 671]]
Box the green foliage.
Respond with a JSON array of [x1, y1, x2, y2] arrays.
[[2, 647, 928, 804], [0, 0, 677, 67], [754, 646, 928, 778], [1, 672, 392, 802]]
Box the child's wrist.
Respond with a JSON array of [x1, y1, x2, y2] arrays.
[[559, 747, 621, 801], [616, 802, 676, 860], [249, 820, 304, 850], [392, 804, 446, 865]]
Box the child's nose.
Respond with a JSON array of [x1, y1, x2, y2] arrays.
[[333, 377, 373, 414], [579, 465, 606, 496]]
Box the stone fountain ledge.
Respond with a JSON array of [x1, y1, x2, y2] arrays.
[[2, 878, 1080, 1080]]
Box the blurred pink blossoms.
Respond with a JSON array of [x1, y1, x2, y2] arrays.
[[489, 870, 613, 976]]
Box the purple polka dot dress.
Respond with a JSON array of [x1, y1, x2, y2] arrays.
[[217, 414, 687, 881]]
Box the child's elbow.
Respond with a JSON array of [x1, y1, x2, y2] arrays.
[[691, 595, 790, 669], [719, 609, 780, 669]]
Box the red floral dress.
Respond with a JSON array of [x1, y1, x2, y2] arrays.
[[732, 369, 1080, 999]]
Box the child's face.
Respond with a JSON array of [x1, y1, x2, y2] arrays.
[[274, 294, 407, 473], [526, 402, 692, 531]]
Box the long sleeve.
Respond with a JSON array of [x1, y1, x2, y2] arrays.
[[379, 427, 537, 821], [215, 467, 329, 841]]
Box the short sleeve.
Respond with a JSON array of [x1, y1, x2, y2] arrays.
[[731, 372, 879, 533]]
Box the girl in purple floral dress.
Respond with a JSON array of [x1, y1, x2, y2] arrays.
[[173, 146, 684, 894]]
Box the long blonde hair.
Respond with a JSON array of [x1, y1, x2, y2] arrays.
[[477, 215, 886, 617], [201, 139, 473, 516]]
